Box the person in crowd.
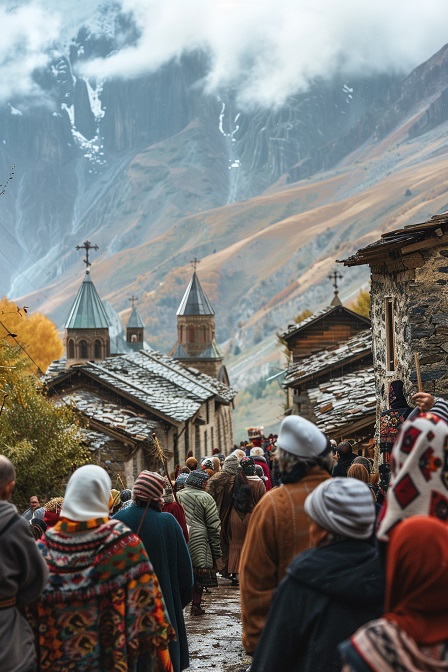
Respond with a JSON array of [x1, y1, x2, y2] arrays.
[[114, 470, 193, 672], [240, 415, 332, 656], [30, 517, 47, 540], [161, 478, 189, 543], [207, 453, 240, 580], [347, 462, 370, 484], [332, 441, 358, 476], [185, 456, 198, 471], [233, 448, 246, 460], [228, 457, 265, 585], [251, 478, 384, 672], [377, 405, 448, 544], [21, 494, 42, 521], [109, 488, 121, 514], [340, 516, 448, 671], [249, 447, 272, 490], [201, 458, 215, 478], [42, 497, 63, 528], [211, 456, 221, 474], [254, 464, 268, 487], [379, 380, 413, 461], [175, 472, 189, 492], [0, 456, 49, 672], [177, 470, 221, 616], [27, 464, 174, 672], [119, 487, 133, 510]]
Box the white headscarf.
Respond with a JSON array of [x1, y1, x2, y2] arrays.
[[60, 465, 111, 522]]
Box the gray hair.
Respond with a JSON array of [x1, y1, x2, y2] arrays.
[[0, 455, 16, 493], [278, 447, 333, 475]]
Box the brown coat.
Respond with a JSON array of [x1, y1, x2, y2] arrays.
[[239, 467, 331, 654]]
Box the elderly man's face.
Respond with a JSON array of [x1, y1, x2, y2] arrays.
[[29, 496, 40, 510]]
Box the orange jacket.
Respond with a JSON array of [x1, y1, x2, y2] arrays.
[[239, 467, 331, 654]]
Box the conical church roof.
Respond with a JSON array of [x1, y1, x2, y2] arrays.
[[126, 305, 145, 328], [176, 272, 214, 316], [65, 272, 110, 329]]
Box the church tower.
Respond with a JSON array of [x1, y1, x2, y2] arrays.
[[126, 296, 145, 351], [65, 241, 110, 363], [171, 269, 224, 379]]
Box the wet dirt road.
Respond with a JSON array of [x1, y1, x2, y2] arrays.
[[184, 578, 251, 672]]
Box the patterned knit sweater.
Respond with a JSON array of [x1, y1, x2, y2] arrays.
[[26, 518, 174, 672]]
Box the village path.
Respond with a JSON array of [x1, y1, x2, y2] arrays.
[[184, 578, 251, 672]]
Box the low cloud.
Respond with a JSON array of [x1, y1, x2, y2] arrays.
[[0, 4, 60, 104], [3, 0, 448, 108]]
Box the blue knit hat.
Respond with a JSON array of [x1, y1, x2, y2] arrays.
[[186, 469, 209, 489]]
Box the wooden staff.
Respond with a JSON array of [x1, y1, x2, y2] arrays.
[[152, 433, 179, 504], [414, 352, 423, 392]]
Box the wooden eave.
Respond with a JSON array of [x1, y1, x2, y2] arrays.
[[281, 305, 370, 342], [340, 216, 448, 268], [325, 413, 376, 439]]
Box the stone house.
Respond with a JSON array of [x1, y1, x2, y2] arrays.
[[340, 212, 448, 416], [47, 349, 236, 488], [280, 294, 375, 447]]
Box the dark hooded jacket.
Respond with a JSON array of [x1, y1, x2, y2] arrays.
[[250, 538, 385, 672], [0, 500, 49, 672]]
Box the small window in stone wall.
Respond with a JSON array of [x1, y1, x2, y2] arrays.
[[67, 339, 75, 359], [385, 297, 396, 372]]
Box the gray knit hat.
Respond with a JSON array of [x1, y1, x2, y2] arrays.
[[304, 478, 375, 540]]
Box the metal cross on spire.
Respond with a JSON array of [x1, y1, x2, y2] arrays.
[[328, 270, 343, 291], [190, 257, 201, 272], [129, 295, 138, 308], [76, 240, 99, 272]]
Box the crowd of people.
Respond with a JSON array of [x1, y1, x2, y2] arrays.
[[1, 390, 448, 671]]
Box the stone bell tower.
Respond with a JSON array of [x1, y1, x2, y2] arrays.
[[65, 241, 110, 363], [171, 262, 223, 379]]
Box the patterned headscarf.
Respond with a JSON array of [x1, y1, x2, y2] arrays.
[[186, 470, 209, 489], [377, 410, 448, 541], [240, 456, 256, 476], [132, 470, 165, 505], [201, 458, 214, 471], [223, 454, 240, 475]]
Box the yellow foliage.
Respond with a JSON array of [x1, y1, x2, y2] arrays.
[[348, 288, 371, 318], [0, 298, 63, 373]]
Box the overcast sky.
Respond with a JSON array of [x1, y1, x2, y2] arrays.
[[2, 0, 448, 108]]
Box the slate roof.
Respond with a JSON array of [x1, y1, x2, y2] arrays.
[[280, 304, 370, 341], [284, 330, 372, 387], [65, 272, 110, 329], [340, 212, 448, 267], [308, 367, 377, 437], [127, 306, 145, 329], [48, 348, 236, 425], [58, 390, 160, 441], [177, 272, 215, 316]]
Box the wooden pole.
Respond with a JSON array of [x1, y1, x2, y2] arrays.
[[414, 352, 423, 392]]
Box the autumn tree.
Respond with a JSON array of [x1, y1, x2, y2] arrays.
[[348, 288, 371, 318], [0, 298, 63, 373], [0, 343, 90, 510]]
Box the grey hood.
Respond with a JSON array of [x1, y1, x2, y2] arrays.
[[0, 500, 19, 534]]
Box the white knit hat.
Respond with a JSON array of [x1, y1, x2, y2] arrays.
[[304, 478, 375, 540], [277, 415, 328, 458]]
